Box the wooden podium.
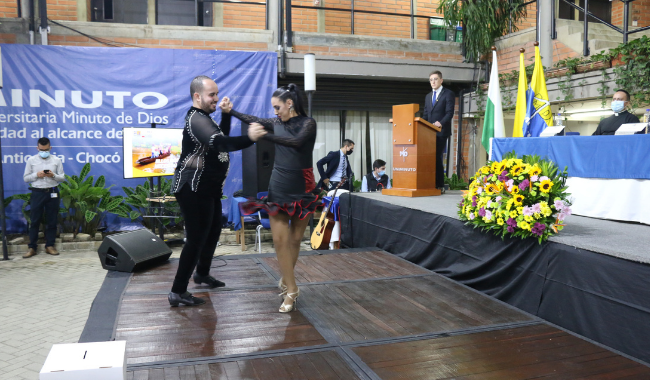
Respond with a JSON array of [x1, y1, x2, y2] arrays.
[[382, 103, 442, 197]]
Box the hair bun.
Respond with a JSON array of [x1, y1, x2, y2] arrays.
[[287, 83, 298, 92]]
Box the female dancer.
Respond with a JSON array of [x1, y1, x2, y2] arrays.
[[222, 84, 318, 313]]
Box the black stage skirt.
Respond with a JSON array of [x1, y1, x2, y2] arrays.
[[241, 166, 321, 219]]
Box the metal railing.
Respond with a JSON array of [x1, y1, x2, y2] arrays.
[[555, 0, 650, 57], [286, 0, 442, 43]]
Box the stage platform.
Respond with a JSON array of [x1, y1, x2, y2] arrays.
[[81, 249, 650, 379], [339, 192, 650, 366]]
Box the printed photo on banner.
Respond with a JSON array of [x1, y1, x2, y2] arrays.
[[122, 127, 183, 178]]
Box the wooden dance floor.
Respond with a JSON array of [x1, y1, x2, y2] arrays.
[[112, 248, 650, 379]]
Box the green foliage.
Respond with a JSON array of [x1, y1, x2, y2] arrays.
[[444, 174, 469, 190], [58, 163, 125, 236], [438, 0, 528, 63], [121, 177, 183, 229], [610, 35, 650, 109]]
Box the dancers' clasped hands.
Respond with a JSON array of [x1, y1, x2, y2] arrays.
[[219, 96, 266, 142]]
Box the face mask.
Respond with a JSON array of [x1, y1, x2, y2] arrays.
[[611, 100, 625, 113], [346, 149, 353, 156], [39, 151, 50, 159], [378, 170, 386, 176]]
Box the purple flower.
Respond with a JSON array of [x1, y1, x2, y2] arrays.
[[522, 206, 533, 216], [532, 203, 541, 214], [507, 217, 517, 227], [478, 207, 486, 217], [558, 212, 567, 221], [496, 196, 502, 202], [564, 206, 572, 216], [519, 179, 530, 191], [484, 210, 493, 220], [531, 174, 539, 182], [472, 196, 477, 201], [487, 200, 492, 208], [469, 213, 475, 220], [476, 187, 483, 194], [497, 171, 509, 182], [531, 222, 546, 236], [554, 200, 564, 211], [507, 225, 515, 233], [539, 176, 549, 182], [472, 201, 477, 207]]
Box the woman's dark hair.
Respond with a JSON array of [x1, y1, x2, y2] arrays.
[[272, 83, 307, 117]]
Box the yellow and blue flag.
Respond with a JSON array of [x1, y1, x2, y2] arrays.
[[523, 44, 552, 137], [512, 49, 528, 137]]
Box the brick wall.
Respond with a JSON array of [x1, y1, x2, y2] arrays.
[[511, 3, 537, 32], [223, 4, 266, 30], [292, 42, 462, 62], [47, 0, 78, 21], [631, 0, 650, 28], [0, 0, 18, 17], [0, 32, 17, 43], [46, 34, 268, 51], [288, 0, 443, 40], [496, 32, 579, 74]]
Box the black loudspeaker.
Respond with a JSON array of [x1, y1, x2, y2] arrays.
[[241, 122, 275, 197], [97, 229, 172, 272]]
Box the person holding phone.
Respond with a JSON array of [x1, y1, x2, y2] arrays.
[[23, 137, 66, 258]]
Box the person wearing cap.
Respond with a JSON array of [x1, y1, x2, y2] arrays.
[[23, 137, 66, 258]]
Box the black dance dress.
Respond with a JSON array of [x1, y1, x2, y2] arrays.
[[230, 110, 320, 219]]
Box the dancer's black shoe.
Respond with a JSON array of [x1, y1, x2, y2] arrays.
[[193, 273, 226, 288], [168, 291, 206, 307]]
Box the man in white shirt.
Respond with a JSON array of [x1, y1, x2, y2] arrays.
[[316, 139, 354, 191], [23, 137, 66, 258], [361, 159, 392, 192]]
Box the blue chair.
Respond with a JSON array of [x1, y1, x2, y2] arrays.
[[256, 191, 270, 253], [565, 132, 580, 136]]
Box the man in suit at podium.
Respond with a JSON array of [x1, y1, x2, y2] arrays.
[[316, 139, 354, 191], [423, 70, 455, 192]]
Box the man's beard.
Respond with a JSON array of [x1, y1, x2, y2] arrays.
[[200, 98, 216, 113]]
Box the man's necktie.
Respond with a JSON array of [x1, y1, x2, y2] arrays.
[[432, 90, 437, 108]]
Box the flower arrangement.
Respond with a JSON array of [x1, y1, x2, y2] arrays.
[[458, 152, 572, 243]]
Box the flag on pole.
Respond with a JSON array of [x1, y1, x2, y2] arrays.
[[512, 49, 528, 137], [523, 43, 552, 137], [481, 48, 505, 153]]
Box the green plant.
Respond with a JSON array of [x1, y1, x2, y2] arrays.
[[444, 174, 469, 190], [122, 178, 183, 230], [58, 163, 126, 236], [554, 57, 581, 103], [438, 0, 528, 63], [609, 35, 650, 108]]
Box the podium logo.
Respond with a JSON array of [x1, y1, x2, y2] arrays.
[[400, 147, 408, 162]]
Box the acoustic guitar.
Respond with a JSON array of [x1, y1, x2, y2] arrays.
[[310, 178, 347, 250]]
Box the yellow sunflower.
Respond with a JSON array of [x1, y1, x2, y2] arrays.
[[528, 165, 542, 178], [513, 194, 525, 206], [539, 179, 554, 193], [490, 161, 501, 174], [481, 166, 490, 175], [485, 183, 500, 194], [511, 164, 525, 177], [510, 186, 520, 195]]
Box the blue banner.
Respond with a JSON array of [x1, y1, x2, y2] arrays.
[[492, 135, 650, 179], [0, 45, 277, 232]]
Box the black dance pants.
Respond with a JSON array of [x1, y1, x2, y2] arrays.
[[436, 135, 449, 189], [171, 184, 223, 294]]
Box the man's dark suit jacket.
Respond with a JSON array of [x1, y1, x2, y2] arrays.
[[423, 87, 456, 136], [316, 150, 353, 189]]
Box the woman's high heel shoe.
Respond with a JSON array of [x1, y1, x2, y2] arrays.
[[278, 277, 288, 297], [279, 289, 299, 313]]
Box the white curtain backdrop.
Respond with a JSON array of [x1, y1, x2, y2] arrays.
[[369, 111, 393, 181], [345, 111, 367, 184], [311, 110, 341, 181]]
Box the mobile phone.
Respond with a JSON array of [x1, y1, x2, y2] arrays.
[[44, 169, 50, 173]]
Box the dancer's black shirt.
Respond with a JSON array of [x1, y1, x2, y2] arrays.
[[230, 110, 317, 169], [172, 107, 253, 196]]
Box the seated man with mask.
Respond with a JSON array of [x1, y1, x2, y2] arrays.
[[592, 90, 640, 135], [361, 159, 391, 192]]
